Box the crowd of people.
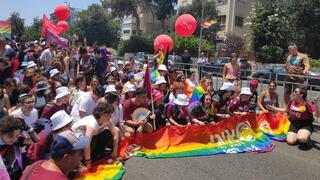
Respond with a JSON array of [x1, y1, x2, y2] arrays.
[[0, 37, 319, 179]]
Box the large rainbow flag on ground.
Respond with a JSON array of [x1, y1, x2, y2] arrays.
[[0, 21, 11, 39]]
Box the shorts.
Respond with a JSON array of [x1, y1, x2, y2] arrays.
[[284, 78, 304, 94], [288, 120, 313, 133]]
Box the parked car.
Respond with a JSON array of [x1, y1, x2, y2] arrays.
[[252, 66, 320, 88], [202, 57, 251, 77]]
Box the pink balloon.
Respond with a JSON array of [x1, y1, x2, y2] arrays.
[[57, 21, 69, 33], [54, 4, 71, 21], [175, 14, 197, 37], [154, 34, 173, 54]]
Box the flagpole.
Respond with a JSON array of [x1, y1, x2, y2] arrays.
[[198, 0, 205, 61]]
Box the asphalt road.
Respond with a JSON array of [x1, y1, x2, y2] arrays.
[[122, 133, 320, 180]]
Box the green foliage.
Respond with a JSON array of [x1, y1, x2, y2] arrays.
[[156, 0, 174, 31], [72, 4, 121, 47], [170, 33, 214, 56], [23, 17, 41, 41], [8, 12, 25, 41], [310, 59, 320, 68], [117, 35, 153, 56]]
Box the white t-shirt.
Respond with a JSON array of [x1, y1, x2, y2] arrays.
[[72, 115, 104, 136], [110, 104, 123, 126], [11, 108, 38, 126], [40, 48, 54, 70], [71, 92, 98, 122]]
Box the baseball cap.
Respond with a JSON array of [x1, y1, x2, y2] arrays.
[[152, 90, 164, 102], [128, 72, 135, 78], [249, 80, 259, 86], [50, 110, 73, 131], [51, 130, 89, 157]]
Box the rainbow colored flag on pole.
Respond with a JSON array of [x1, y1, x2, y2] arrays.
[[201, 19, 218, 29], [0, 21, 11, 39]]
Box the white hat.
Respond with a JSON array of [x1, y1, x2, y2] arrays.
[[220, 82, 235, 91], [27, 61, 37, 68], [118, 61, 124, 65], [158, 64, 168, 71], [50, 69, 60, 78], [173, 94, 189, 106], [110, 66, 117, 72], [105, 85, 117, 94], [143, 64, 148, 69], [155, 76, 167, 85], [50, 110, 73, 131], [55, 86, 70, 99], [240, 87, 252, 96], [125, 84, 136, 93]]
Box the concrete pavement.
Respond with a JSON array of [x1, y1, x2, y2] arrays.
[[123, 133, 320, 180]]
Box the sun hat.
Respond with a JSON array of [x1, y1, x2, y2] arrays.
[[249, 80, 259, 87], [55, 86, 70, 99], [158, 64, 168, 71], [105, 85, 117, 94], [50, 110, 73, 131], [27, 61, 37, 68], [50, 69, 61, 78], [240, 87, 253, 96], [220, 82, 235, 91], [173, 94, 189, 106], [117, 61, 124, 65], [110, 66, 117, 73], [152, 90, 164, 102], [125, 84, 136, 93], [155, 76, 167, 85], [35, 81, 51, 92], [50, 130, 89, 157]]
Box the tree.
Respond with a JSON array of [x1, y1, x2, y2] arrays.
[[178, 0, 218, 43], [23, 17, 41, 41], [156, 0, 174, 32], [117, 35, 153, 56], [224, 33, 245, 56], [72, 4, 121, 47], [8, 12, 25, 41]]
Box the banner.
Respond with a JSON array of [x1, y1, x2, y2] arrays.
[[0, 21, 11, 39], [46, 28, 68, 48], [119, 113, 275, 159], [41, 15, 62, 36]]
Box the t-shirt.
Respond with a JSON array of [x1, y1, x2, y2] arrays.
[[71, 92, 98, 122], [228, 97, 256, 113], [27, 131, 52, 163], [12, 108, 38, 126], [212, 94, 231, 114], [41, 103, 69, 120], [166, 103, 189, 124], [72, 115, 105, 136], [288, 100, 314, 121], [20, 160, 68, 180], [123, 98, 149, 121], [40, 48, 54, 70]]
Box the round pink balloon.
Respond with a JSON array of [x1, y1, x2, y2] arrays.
[[154, 34, 173, 54], [54, 4, 71, 21], [57, 21, 69, 33], [175, 14, 197, 37]]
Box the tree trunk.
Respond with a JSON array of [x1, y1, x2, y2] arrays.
[[133, 10, 140, 35]]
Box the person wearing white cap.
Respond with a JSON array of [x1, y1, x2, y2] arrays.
[[228, 87, 256, 115], [211, 82, 235, 120], [124, 84, 136, 100], [41, 86, 70, 119], [105, 84, 117, 94], [27, 61, 37, 69], [27, 110, 73, 163], [167, 94, 191, 126], [49, 68, 62, 98], [157, 64, 168, 76]]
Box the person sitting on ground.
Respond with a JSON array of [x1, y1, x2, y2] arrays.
[[228, 87, 256, 115], [169, 82, 185, 102], [150, 90, 166, 130], [27, 110, 73, 163], [21, 130, 89, 179], [166, 94, 191, 127], [11, 94, 38, 127], [72, 102, 119, 168], [123, 88, 153, 136], [41, 86, 71, 119], [267, 86, 320, 146], [70, 85, 104, 122], [188, 94, 215, 126], [176, 74, 193, 99], [212, 82, 235, 121], [257, 81, 279, 114]]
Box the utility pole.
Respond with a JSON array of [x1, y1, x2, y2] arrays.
[[198, 0, 205, 60]]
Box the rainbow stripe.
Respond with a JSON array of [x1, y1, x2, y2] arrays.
[[159, 51, 164, 64], [0, 21, 11, 39], [76, 160, 125, 180], [201, 19, 218, 29], [190, 85, 205, 103], [151, 70, 160, 84], [119, 114, 275, 159], [257, 112, 290, 141]]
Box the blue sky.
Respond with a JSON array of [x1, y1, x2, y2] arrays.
[[0, 0, 101, 25]]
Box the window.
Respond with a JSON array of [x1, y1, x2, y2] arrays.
[[235, 16, 244, 27], [123, 30, 130, 34]]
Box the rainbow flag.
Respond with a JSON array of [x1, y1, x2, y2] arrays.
[[201, 19, 218, 29], [119, 114, 275, 159], [76, 160, 125, 180], [159, 51, 164, 64], [151, 70, 160, 84], [257, 112, 290, 141], [0, 21, 11, 39], [190, 85, 205, 103]]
